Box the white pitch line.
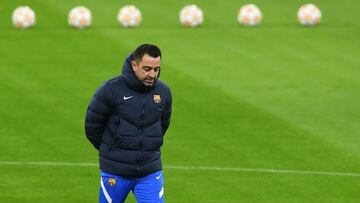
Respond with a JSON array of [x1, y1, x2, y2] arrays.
[[0, 161, 359, 177], [164, 165, 360, 177], [0, 161, 97, 167]]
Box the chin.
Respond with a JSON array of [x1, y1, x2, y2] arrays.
[[143, 82, 154, 86]]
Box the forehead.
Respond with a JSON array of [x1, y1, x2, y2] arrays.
[[139, 54, 161, 67]]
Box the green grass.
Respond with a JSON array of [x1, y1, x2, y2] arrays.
[[1, 0, 360, 202]]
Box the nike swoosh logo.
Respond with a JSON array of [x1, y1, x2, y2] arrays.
[[123, 96, 133, 100], [156, 174, 162, 180]]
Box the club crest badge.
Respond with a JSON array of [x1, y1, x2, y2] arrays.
[[108, 178, 117, 186], [153, 95, 161, 103]]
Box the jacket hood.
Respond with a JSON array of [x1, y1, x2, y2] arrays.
[[121, 53, 159, 92]]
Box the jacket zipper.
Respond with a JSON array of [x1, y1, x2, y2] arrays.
[[138, 95, 145, 177]]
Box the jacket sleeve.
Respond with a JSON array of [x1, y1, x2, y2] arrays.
[[161, 87, 172, 135], [85, 82, 114, 150]]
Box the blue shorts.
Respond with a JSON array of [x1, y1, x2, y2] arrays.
[[99, 170, 164, 203]]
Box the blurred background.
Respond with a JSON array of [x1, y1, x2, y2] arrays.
[[0, 0, 359, 202]]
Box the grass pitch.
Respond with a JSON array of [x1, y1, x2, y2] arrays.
[[0, 0, 360, 202]]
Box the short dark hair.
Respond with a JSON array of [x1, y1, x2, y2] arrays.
[[133, 44, 161, 62]]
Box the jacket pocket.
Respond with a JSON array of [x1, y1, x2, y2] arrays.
[[116, 119, 138, 137], [106, 115, 120, 135], [109, 137, 118, 151]]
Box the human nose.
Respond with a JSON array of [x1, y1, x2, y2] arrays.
[[149, 70, 156, 78]]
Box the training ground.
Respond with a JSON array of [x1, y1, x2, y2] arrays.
[[0, 0, 359, 202]]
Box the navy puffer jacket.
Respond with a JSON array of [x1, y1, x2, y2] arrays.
[[85, 54, 172, 178]]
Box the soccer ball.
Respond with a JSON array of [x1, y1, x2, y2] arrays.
[[117, 5, 142, 27], [179, 4, 204, 27], [12, 6, 36, 29], [237, 4, 262, 26], [297, 4, 322, 26], [68, 6, 92, 29]]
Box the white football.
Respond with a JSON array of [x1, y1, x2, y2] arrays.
[[297, 4, 322, 26], [179, 4, 204, 27], [238, 4, 262, 26], [68, 6, 92, 29], [12, 6, 36, 29], [117, 5, 142, 27]]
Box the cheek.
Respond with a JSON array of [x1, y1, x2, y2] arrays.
[[134, 70, 143, 79], [140, 71, 149, 78]]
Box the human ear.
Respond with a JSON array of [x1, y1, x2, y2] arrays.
[[131, 60, 137, 71]]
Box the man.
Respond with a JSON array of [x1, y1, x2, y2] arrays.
[[85, 44, 172, 203]]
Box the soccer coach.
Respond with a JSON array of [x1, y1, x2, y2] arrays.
[[85, 44, 172, 203]]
